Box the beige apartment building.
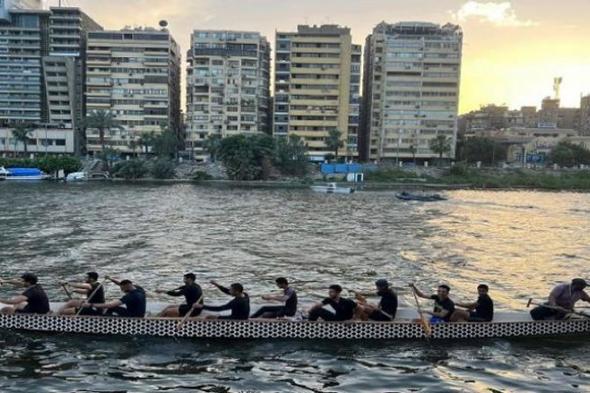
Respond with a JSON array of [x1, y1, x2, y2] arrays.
[[361, 22, 463, 162], [274, 25, 361, 160], [580, 95, 590, 136], [186, 30, 270, 160], [85, 27, 181, 155]]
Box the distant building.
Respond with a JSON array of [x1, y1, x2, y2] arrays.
[[185, 30, 271, 160], [85, 27, 181, 155], [0, 3, 101, 156], [0, 126, 74, 155], [579, 95, 590, 135], [361, 22, 463, 162], [274, 25, 361, 160]]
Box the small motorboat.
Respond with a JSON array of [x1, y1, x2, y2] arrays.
[[396, 191, 447, 202], [311, 183, 354, 194], [0, 166, 7, 181], [1, 167, 50, 181], [66, 171, 88, 182]]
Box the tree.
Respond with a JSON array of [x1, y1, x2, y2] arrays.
[[274, 134, 308, 176], [84, 110, 119, 155], [218, 134, 274, 180], [11, 123, 34, 157], [550, 141, 590, 167], [458, 137, 507, 165], [204, 133, 222, 162], [325, 129, 344, 160], [429, 135, 452, 164], [152, 125, 178, 159], [138, 131, 155, 155], [129, 139, 138, 158]]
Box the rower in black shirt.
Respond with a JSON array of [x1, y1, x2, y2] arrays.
[[57, 272, 105, 315], [85, 277, 146, 318], [156, 273, 203, 317], [308, 285, 357, 321], [410, 283, 455, 323], [451, 284, 494, 322], [0, 273, 50, 315], [356, 279, 398, 321], [194, 281, 250, 320], [251, 277, 298, 319]]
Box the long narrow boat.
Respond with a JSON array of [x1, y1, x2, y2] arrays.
[[1, 302, 588, 340]]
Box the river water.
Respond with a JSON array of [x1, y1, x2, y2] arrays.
[[0, 183, 589, 392]]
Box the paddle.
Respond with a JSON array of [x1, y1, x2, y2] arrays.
[[61, 283, 72, 300], [175, 295, 204, 332], [411, 287, 433, 338], [526, 298, 590, 319], [75, 280, 107, 317]]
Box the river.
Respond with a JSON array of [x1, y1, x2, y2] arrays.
[[0, 183, 589, 392]]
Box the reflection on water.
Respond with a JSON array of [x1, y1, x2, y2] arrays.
[[0, 183, 589, 392]]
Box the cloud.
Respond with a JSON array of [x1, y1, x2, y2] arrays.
[[453, 1, 537, 27]]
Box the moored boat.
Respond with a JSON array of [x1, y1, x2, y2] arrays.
[[395, 191, 446, 202], [311, 183, 354, 194], [0, 167, 50, 181], [0, 302, 588, 340], [0, 166, 7, 181]]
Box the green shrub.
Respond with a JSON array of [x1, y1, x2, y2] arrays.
[[449, 163, 471, 177], [151, 160, 176, 179], [192, 171, 213, 181], [111, 160, 147, 180]]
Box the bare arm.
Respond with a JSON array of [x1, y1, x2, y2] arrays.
[[409, 284, 430, 299], [105, 276, 121, 286], [456, 301, 477, 309], [85, 300, 122, 309], [210, 281, 231, 296], [68, 283, 92, 291], [0, 295, 28, 305], [0, 278, 22, 287]]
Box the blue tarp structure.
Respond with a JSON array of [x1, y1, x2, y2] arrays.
[[7, 168, 43, 176], [321, 163, 362, 174]]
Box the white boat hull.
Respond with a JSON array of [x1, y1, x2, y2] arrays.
[[0, 303, 588, 340]]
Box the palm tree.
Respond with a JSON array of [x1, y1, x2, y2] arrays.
[[204, 133, 222, 162], [11, 123, 35, 157], [84, 110, 119, 156], [138, 131, 156, 155], [325, 129, 344, 161], [429, 135, 452, 165]]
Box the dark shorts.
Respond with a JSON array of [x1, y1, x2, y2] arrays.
[[368, 310, 393, 322], [77, 307, 103, 316], [179, 304, 202, 317], [16, 309, 48, 315], [430, 316, 447, 324], [468, 312, 491, 322]]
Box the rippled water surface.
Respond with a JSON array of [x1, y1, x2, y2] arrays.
[[0, 183, 589, 392]]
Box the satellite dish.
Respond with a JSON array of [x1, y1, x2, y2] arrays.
[[159, 20, 168, 28]]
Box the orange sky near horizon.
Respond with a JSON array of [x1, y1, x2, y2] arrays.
[[48, 0, 590, 114]]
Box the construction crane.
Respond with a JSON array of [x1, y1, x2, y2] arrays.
[[553, 77, 563, 100]]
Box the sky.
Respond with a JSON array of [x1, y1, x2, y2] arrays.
[[47, 0, 590, 114]]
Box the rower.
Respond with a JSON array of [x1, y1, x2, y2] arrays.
[[57, 272, 105, 315], [156, 273, 203, 318], [355, 279, 398, 321], [251, 277, 297, 319], [0, 273, 50, 315], [409, 283, 455, 324], [450, 284, 494, 322], [530, 278, 590, 320], [308, 285, 357, 321], [193, 281, 250, 320], [83, 277, 146, 318]]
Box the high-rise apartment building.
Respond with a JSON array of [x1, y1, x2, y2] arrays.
[[361, 22, 463, 162], [85, 27, 181, 155], [44, 7, 102, 132], [274, 25, 361, 160], [0, 3, 49, 125], [186, 30, 270, 160]]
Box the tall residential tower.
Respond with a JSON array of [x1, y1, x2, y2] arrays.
[[361, 22, 463, 162], [274, 25, 361, 160], [85, 27, 181, 155], [186, 30, 270, 160]]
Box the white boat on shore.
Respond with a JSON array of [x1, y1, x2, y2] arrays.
[[0, 302, 588, 340], [311, 183, 354, 194]]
